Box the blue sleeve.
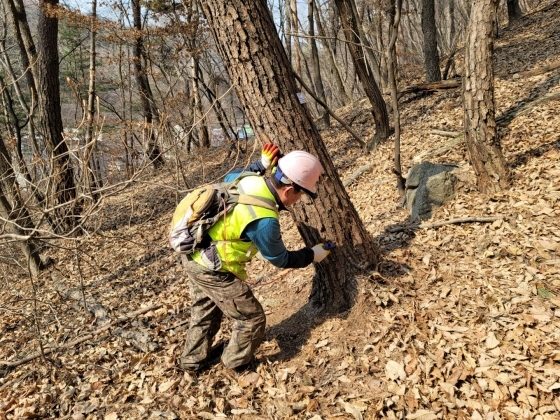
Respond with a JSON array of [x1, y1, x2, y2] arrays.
[[244, 218, 314, 269], [224, 160, 265, 182]]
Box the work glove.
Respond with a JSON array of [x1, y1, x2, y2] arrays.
[[261, 143, 280, 170], [312, 243, 331, 263]]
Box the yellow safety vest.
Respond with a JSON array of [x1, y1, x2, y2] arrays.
[[191, 175, 279, 279]]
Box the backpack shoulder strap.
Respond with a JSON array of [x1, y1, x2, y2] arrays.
[[235, 193, 277, 212]]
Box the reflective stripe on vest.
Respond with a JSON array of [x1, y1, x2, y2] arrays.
[[191, 176, 279, 279]]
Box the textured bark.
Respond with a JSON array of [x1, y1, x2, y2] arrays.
[[462, 0, 510, 193], [333, 0, 390, 148], [198, 0, 380, 311], [37, 0, 78, 234], [507, 0, 522, 23], [0, 134, 43, 276], [421, 0, 442, 82]]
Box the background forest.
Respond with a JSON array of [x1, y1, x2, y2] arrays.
[[1, 0, 559, 419]]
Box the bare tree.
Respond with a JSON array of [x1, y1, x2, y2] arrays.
[[463, 0, 510, 193], [308, 0, 330, 127], [131, 0, 164, 168], [421, 0, 442, 82], [37, 0, 79, 234], [385, 0, 406, 197], [197, 0, 380, 311], [333, 0, 390, 148]]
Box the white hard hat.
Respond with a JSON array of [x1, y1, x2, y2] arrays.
[[275, 151, 322, 197]]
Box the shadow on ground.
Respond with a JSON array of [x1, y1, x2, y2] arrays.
[[263, 215, 416, 364]]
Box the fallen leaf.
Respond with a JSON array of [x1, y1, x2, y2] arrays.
[[385, 360, 406, 381]]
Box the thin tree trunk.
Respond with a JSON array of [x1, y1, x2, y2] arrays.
[[308, 0, 330, 127], [421, 0, 442, 82], [191, 57, 210, 148], [0, 132, 43, 276], [84, 0, 102, 201], [334, 0, 390, 149], [463, 0, 510, 193], [37, 0, 78, 234], [132, 0, 164, 169], [313, 0, 351, 106], [199, 0, 380, 311], [386, 0, 406, 197]]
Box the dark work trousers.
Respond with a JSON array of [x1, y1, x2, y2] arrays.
[[179, 257, 266, 370]]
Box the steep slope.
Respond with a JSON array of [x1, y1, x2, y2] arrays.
[[1, 1, 559, 419]]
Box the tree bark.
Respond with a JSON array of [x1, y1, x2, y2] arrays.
[[0, 133, 43, 276], [198, 0, 380, 311], [308, 0, 330, 127], [421, 0, 442, 82], [462, 0, 510, 193], [333, 0, 390, 148], [132, 0, 164, 168], [84, 0, 102, 201], [312, 0, 352, 106], [385, 0, 406, 197], [37, 0, 78, 234], [506, 0, 522, 23]]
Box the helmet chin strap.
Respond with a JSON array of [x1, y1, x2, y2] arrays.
[[274, 167, 318, 200], [274, 167, 291, 185]]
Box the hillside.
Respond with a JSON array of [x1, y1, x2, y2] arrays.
[[1, 1, 559, 419]]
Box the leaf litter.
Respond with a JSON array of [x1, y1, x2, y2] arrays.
[[1, 1, 560, 419]]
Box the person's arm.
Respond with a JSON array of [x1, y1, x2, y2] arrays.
[[224, 161, 266, 183], [243, 218, 314, 269]]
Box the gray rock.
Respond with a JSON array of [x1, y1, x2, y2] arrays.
[[405, 161, 458, 221]]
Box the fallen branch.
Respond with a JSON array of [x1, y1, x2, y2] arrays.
[[430, 129, 461, 138], [343, 162, 376, 187], [0, 303, 162, 368], [518, 58, 560, 78], [496, 91, 560, 124], [398, 78, 461, 100], [388, 216, 504, 233]]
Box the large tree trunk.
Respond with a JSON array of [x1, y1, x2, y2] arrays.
[[37, 0, 78, 234], [463, 0, 510, 193], [198, 0, 380, 312], [421, 0, 442, 82], [333, 0, 390, 148]]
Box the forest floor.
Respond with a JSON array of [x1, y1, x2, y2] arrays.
[[1, 1, 560, 419]]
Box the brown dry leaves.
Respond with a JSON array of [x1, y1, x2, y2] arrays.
[[2, 1, 560, 419]]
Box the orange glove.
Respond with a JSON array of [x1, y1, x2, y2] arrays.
[[261, 143, 280, 170]]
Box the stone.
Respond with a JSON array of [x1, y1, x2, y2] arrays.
[[405, 161, 458, 221]]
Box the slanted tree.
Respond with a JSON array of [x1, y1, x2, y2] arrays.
[[333, 0, 390, 148], [463, 0, 510, 193], [197, 0, 380, 312]]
